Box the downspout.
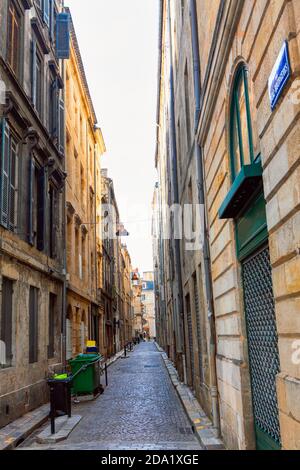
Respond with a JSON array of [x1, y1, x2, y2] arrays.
[[61, 0, 67, 367], [190, 0, 220, 434], [167, 0, 187, 382]]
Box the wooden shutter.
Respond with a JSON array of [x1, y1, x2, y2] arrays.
[[37, 167, 47, 251], [58, 98, 65, 154], [49, 0, 55, 42], [43, 0, 50, 27], [56, 12, 70, 59], [31, 40, 37, 107], [28, 156, 35, 245], [0, 119, 10, 228], [0, 278, 13, 367], [48, 293, 56, 359], [9, 136, 18, 231], [29, 286, 38, 364], [50, 77, 58, 138]]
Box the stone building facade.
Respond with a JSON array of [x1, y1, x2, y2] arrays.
[[121, 245, 133, 345], [141, 272, 156, 339], [0, 0, 67, 427], [64, 11, 105, 361], [154, 0, 300, 450]]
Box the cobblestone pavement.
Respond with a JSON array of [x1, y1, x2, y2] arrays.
[[20, 342, 202, 450]]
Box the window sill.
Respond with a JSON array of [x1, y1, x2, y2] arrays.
[[218, 163, 263, 219]]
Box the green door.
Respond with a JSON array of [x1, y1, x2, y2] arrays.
[[242, 246, 281, 450]]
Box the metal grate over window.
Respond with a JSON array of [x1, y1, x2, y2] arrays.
[[242, 246, 281, 446]]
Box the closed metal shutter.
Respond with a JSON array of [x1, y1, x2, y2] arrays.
[[186, 294, 194, 388], [242, 246, 281, 449], [194, 275, 204, 383]]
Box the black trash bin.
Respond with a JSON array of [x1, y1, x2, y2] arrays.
[[47, 376, 72, 434]]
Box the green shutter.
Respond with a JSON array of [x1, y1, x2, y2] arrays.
[[9, 137, 18, 231], [0, 119, 10, 228]]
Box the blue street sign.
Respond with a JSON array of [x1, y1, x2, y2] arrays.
[[268, 41, 291, 111]]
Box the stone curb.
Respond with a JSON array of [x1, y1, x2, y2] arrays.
[[155, 342, 225, 450], [0, 349, 125, 451], [0, 404, 49, 451], [36, 415, 82, 444]]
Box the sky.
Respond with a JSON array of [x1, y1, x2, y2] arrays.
[[66, 0, 159, 273]]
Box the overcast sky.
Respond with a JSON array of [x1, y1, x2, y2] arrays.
[[66, 0, 159, 272]]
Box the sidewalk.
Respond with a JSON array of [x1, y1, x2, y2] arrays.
[[0, 349, 124, 451], [155, 342, 225, 450]]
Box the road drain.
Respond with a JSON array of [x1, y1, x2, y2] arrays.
[[178, 427, 194, 435]]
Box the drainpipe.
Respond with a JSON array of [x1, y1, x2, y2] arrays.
[[190, 0, 220, 434], [61, 0, 67, 367], [167, 0, 187, 382]]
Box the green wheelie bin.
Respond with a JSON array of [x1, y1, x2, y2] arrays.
[[69, 353, 102, 395]]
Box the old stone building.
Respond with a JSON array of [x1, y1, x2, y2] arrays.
[[121, 245, 133, 345], [0, 0, 67, 427], [141, 272, 156, 340], [65, 10, 105, 360], [131, 270, 144, 338], [101, 169, 129, 357], [154, 0, 300, 451]]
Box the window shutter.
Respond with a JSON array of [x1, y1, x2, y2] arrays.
[[29, 286, 38, 364], [43, 0, 50, 27], [31, 40, 37, 107], [50, 77, 58, 138], [50, 0, 55, 42], [0, 278, 13, 367], [58, 98, 65, 154], [56, 12, 70, 59], [28, 156, 35, 245], [37, 167, 47, 251], [9, 137, 18, 231], [0, 119, 10, 228]]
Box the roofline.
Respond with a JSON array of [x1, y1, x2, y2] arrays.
[[66, 7, 98, 126]]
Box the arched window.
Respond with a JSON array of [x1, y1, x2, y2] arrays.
[[230, 64, 255, 181]]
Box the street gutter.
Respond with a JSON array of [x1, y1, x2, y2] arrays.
[[155, 342, 225, 450]]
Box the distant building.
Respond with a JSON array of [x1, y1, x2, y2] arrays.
[[141, 273, 156, 339]]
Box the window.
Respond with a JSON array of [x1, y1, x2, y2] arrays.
[[48, 293, 57, 359], [49, 75, 58, 137], [31, 38, 43, 116], [82, 233, 86, 280], [49, 74, 64, 152], [7, 1, 21, 77], [43, 0, 50, 27], [0, 120, 19, 232], [230, 65, 255, 181], [184, 63, 191, 150], [49, 185, 59, 258], [0, 278, 14, 368], [28, 159, 46, 250], [29, 286, 39, 364]]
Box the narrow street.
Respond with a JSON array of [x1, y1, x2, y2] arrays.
[[20, 343, 202, 451]]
